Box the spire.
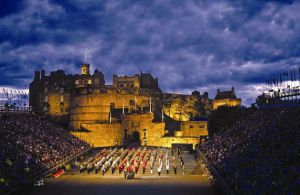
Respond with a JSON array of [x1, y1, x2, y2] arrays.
[[109, 108, 112, 123], [122, 98, 125, 114], [149, 97, 152, 113]]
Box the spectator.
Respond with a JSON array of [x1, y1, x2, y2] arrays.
[[0, 113, 90, 193], [201, 107, 300, 194]]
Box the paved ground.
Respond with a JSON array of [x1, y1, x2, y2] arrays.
[[12, 148, 217, 195], [15, 174, 215, 195]]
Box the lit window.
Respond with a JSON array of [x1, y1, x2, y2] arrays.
[[60, 95, 64, 102]]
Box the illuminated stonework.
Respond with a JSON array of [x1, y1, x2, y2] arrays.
[[29, 63, 241, 149], [212, 87, 241, 110]]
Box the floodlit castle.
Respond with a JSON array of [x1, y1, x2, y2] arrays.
[[29, 62, 241, 149]]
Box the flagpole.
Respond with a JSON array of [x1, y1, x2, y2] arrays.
[[109, 108, 112, 123], [122, 97, 124, 114], [135, 96, 137, 111], [149, 97, 152, 113]]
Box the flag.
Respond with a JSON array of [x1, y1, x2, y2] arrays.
[[272, 76, 276, 85], [280, 74, 282, 85], [266, 79, 270, 86]]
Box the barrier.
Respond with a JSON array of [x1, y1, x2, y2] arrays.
[[53, 169, 65, 178], [196, 148, 235, 195]]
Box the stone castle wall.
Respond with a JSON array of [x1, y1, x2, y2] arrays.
[[181, 121, 208, 137], [71, 123, 123, 147], [69, 92, 156, 129], [47, 91, 71, 116], [212, 98, 241, 110], [30, 68, 215, 149], [121, 113, 165, 146], [70, 111, 207, 149], [161, 137, 200, 150]]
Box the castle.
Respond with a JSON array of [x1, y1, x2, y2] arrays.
[[29, 63, 240, 149], [212, 87, 241, 110]]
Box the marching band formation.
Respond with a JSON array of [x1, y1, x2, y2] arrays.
[[79, 147, 186, 179]]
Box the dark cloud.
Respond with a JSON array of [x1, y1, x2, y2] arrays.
[[1, 0, 300, 105]]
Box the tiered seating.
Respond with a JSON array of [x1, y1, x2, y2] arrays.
[[200, 107, 300, 194], [0, 114, 90, 193]]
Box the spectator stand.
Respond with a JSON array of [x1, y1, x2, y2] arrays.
[[196, 148, 235, 195]]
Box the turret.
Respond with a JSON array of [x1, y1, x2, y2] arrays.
[[81, 63, 90, 75]]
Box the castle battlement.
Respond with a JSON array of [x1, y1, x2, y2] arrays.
[[28, 62, 240, 149]]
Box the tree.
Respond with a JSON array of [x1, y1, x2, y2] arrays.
[[208, 106, 255, 136]]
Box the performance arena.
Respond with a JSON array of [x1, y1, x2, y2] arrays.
[[1, 105, 300, 194], [0, 114, 215, 195], [1, 63, 300, 195]]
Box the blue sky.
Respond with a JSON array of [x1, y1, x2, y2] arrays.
[[1, 0, 300, 106]]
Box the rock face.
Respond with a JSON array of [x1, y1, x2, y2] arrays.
[[163, 92, 212, 121]]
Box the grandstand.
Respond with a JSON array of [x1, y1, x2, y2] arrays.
[[256, 67, 300, 108], [0, 113, 90, 194], [200, 106, 300, 194]]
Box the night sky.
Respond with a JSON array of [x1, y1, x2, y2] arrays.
[[1, 0, 299, 106]]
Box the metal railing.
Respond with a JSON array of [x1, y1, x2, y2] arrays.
[[196, 148, 235, 195]]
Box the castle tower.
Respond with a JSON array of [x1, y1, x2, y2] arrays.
[[81, 63, 90, 75]]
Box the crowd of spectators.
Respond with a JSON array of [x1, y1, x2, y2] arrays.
[[201, 107, 300, 193], [0, 113, 90, 192]]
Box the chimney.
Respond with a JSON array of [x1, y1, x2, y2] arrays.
[[34, 71, 40, 81], [232, 86, 235, 91], [41, 70, 45, 80]]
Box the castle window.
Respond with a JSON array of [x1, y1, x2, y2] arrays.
[[45, 96, 48, 102], [129, 100, 135, 106], [101, 88, 107, 93], [60, 95, 64, 102], [128, 82, 134, 88], [124, 129, 128, 139], [60, 88, 64, 93], [143, 129, 146, 139], [110, 103, 115, 109], [75, 80, 79, 85], [132, 122, 139, 127], [88, 79, 92, 84]]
